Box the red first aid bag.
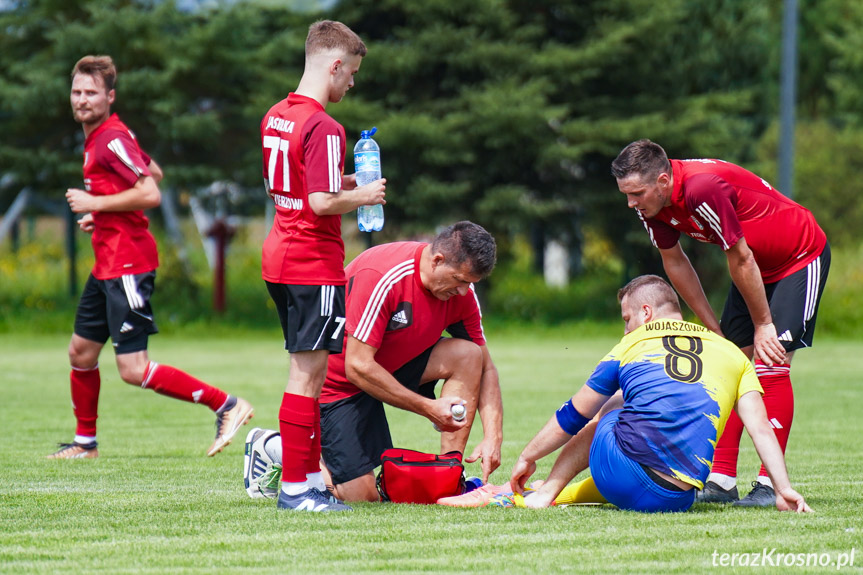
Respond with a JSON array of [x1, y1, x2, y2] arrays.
[[376, 448, 466, 504]]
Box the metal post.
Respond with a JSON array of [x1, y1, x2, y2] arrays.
[[779, 0, 799, 198]]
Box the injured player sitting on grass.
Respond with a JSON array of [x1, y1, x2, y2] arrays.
[[500, 275, 811, 513]]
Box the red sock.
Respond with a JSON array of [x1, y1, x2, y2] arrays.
[[306, 401, 322, 476], [712, 408, 744, 477], [756, 363, 793, 478], [71, 365, 101, 437], [279, 393, 317, 483], [141, 362, 229, 412]]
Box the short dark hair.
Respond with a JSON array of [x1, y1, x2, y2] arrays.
[[617, 274, 681, 314], [71, 55, 117, 92], [431, 221, 497, 278], [306, 20, 367, 58], [611, 139, 671, 182]]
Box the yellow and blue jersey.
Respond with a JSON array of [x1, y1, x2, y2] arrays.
[[585, 320, 762, 489]]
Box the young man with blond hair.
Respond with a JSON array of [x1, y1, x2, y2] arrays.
[[260, 21, 386, 512]]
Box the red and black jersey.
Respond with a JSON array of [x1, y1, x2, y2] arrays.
[[82, 113, 158, 280], [260, 93, 347, 285], [321, 242, 487, 403], [641, 159, 827, 283]]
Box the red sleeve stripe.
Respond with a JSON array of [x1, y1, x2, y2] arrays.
[[107, 138, 143, 178], [694, 203, 728, 249], [327, 134, 341, 193], [354, 259, 414, 342]]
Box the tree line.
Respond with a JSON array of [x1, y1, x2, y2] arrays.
[[1, 0, 861, 284]]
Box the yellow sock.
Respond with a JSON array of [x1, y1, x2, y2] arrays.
[[554, 476, 606, 505]]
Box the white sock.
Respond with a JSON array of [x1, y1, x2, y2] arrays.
[[706, 472, 737, 490], [74, 435, 96, 445], [306, 472, 327, 492], [281, 481, 309, 496], [757, 476, 774, 489], [264, 434, 282, 464]]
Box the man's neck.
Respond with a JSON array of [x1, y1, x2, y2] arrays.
[[295, 76, 328, 110], [82, 114, 110, 139]]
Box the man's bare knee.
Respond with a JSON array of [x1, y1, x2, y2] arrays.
[[332, 473, 380, 502]]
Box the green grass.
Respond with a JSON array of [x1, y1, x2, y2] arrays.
[[2, 330, 862, 574]]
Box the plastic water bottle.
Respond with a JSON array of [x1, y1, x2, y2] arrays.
[[354, 127, 384, 232]]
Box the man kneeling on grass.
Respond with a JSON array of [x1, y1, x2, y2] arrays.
[[506, 275, 811, 513]]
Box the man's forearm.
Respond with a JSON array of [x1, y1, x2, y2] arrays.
[[476, 365, 503, 443], [661, 247, 721, 332], [727, 253, 772, 326]]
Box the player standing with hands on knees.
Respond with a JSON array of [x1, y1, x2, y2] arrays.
[[611, 140, 829, 506], [51, 55, 254, 460], [260, 21, 386, 512]]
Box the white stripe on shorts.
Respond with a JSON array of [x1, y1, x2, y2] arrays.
[[122, 274, 145, 310], [803, 255, 821, 322]]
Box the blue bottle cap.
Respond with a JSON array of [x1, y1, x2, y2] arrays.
[[360, 127, 377, 138]]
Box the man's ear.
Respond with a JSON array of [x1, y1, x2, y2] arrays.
[[330, 58, 342, 75], [641, 303, 653, 323], [430, 252, 445, 270]]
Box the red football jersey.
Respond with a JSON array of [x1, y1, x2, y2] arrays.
[[260, 93, 347, 285], [641, 159, 827, 283], [82, 114, 158, 280], [321, 242, 488, 403]]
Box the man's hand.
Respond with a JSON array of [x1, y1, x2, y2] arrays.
[[753, 322, 787, 366], [358, 177, 386, 206], [77, 213, 95, 234], [464, 437, 501, 483], [428, 396, 468, 433], [66, 188, 99, 213], [775, 486, 812, 513], [510, 454, 537, 495]]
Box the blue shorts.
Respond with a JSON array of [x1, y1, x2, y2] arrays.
[[589, 410, 696, 513]]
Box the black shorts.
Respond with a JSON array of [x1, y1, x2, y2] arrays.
[[721, 243, 830, 352], [320, 344, 439, 485], [73, 272, 159, 354], [265, 282, 346, 353]]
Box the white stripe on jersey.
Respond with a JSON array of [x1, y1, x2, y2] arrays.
[[468, 284, 485, 341], [354, 259, 414, 342], [804, 255, 821, 322], [694, 203, 728, 249], [122, 274, 145, 310], [327, 134, 341, 193], [107, 137, 143, 178], [636, 209, 658, 248]]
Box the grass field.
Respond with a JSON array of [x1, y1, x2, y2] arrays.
[[2, 329, 861, 574]]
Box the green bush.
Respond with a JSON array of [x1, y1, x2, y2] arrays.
[[1, 217, 860, 338]]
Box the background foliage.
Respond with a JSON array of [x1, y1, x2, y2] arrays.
[[1, 0, 861, 324]]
